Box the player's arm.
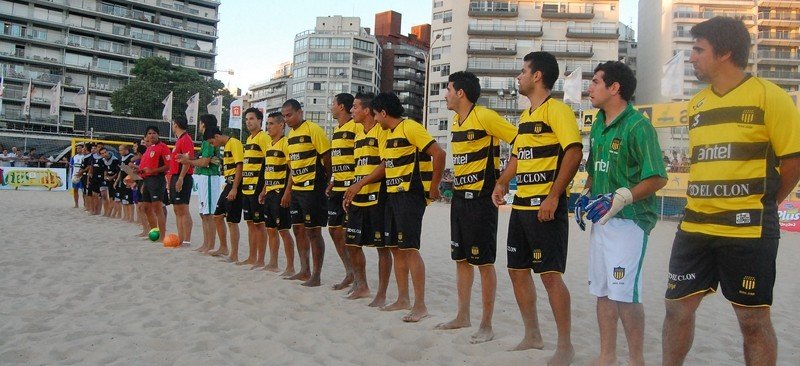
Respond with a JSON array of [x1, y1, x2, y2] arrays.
[[343, 162, 386, 208], [423, 142, 446, 201], [777, 156, 800, 204], [492, 156, 517, 207], [322, 150, 332, 184]]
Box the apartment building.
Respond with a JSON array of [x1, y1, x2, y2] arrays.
[[0, 0, 220, 133], [248, 61, 292, 114]]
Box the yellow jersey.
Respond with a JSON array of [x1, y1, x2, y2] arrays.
[[242, 130, 270, 195], [221, 136, 244, 182], [287, 120, 331, 192], [382, 119, 435, 197], [331, 119, 362, 192], [352, 124, 387, 207], [264, 136, 289, 192]]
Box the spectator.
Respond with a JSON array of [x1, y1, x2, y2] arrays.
[[0, 149, 10, 167], [8, 147, 19, 167]]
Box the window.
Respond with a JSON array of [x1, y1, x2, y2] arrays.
[[433, 0, 443, 8], [353, 39, 374, 52], [442, 10, 452, 23], [309, 67, 327, 76], [294, 52, 307, 64], [441, 64, 450, 76], [295, 37, 308, 50], [294, 67, 306, 78], [352, 69, 372, 81], [330, 52, 350, 63], [291, 82, 304, 95], [438, 120, 448, 130]]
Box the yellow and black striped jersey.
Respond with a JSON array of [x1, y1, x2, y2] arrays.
[[331, 119, 362, 192], [352, 124, 387, 207], [451, 105, 517, 198], [287, 120, 331, 192], [512, 97, 582, 210], [242, 130, 269, 195], [681, 76, 800, 238], [264, 136, 289, 192], [382, 119, 435, 197], [222, 137, 244, 181]]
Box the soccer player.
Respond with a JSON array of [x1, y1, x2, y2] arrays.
[[372, 92, 445, 322], [115, 144, 135, 222], [179, 114, 222, 254], [240, 108, 270, 267], [327, 93, 359, 290], [168, 116, 195, 247], [205, 126, 244, 262], [436, 71, 517, 344], [86, 143, 104, 215], [282, 99, 331, 287], [258, 112, 296, 276], [662, 17, 800, 366], [138, 126, 171, 241], [69, 144, 86, 209], [574, 61, 667, 366], [342, 92, 392, 305]]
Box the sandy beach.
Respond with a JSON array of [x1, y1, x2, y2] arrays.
[[1, 190, 798, 365]]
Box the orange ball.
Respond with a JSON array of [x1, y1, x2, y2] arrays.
[[163, 233, 181, 248]]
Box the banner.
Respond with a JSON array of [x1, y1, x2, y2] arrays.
[[252, 100, 267, 131], [563, 67, 582, 104], [661, 51, 685, 99], [161, 91, 173, 122], [779, 200, 800, 232], [49, 81, 62, 116], [206, 95, 223, 125], [228, 98, 243, 129], [0, 167, 67, 191], [74, 87, 87, 115], [185, 92, 199, 126], [23, 79, 33, 116]]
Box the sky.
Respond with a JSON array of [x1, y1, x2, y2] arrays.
[[213, 0, 639, 93]]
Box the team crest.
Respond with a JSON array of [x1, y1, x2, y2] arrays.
[[299, 136, 305, 142], [398, 232, 403, 241], [610, 138, 621, 152], [471, 246, 479, 256], [149, 151, 155, 157], [393, 140, 398, 148], [467, 131, 475, 140], [369, 139, 375, 146], [741, 109, 755, 124], [374, 231, 381, 239], [613, 266, 625, 280], [742, 276, 756, 290], [533, 123, 543, 134], [305, 214, 311, 221], [532, 249, 542, 261]]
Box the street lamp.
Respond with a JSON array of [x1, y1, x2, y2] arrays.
[[422, 33, 442, 126]]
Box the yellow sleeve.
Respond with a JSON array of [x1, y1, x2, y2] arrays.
[[405, 120, 435, 151], [259, 134, 270, 157], [480, 108, 518, 144], [550, 103, 582, 149], [764, 86, 800, 158], [232, 139, 244, 163], [312, 123, 331, 155]]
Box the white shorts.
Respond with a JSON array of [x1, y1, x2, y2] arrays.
[[588, 218, 648, 304], [197, 175, 223, 215]]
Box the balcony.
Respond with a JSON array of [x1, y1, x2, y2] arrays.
[[394, 58, 425, 71], [564, 63, 597, 78], [394, 70, 424, 83], [467, 24, 542, 37], [756, 50, 800, 64], [479, 80, 516, 92], [566, 26, 619, 39], [399, 94, 424, 106], [673, 10, 754, 23], [757, 69, 800, 81], [758, 11, 800, 25], [541, 44, 593, 58], [468, 1, 519, 17], [0, 49, 64, 67], [758, 31, 800, 44], [466, 60, 519, 77], [393, 83, 423, 94], [467, 42, 517, 56], [542, 5, 594, 20]]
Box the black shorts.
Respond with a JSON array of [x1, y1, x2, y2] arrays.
[[264, 190, 291, 230], [169, 175, 193, 205], [450, 195, 498, 266], [665, 230, 778, 306], [88, 178, 103, 195], [141, 176, 167, 203], [384, 191, 426, 250], [242, 193, 264, 223], [327, 191, 347, 227], [346, 203, 385, 247], [117, 186, 133, 204], [214, 183, 243, 224], [290, 190, 327, 228], [507, 197, 569, 273]]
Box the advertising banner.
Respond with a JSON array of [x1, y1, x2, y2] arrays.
[[0, 167, 67, 191]]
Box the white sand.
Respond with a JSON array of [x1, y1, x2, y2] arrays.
[[1, 190, 798, 365]]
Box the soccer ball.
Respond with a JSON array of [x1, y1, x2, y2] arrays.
[[148, 228, 160, 241]]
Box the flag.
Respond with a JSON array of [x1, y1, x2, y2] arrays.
[[0, 71, 5, 97], [74, 87, 87, 115], [161, 91, 173, 122], [185, 92, 199, 125], [563, 67, 582, 104], [661, 50, 685, 99], [206, 95, 223, 125], [228, 98, 243, 129], [49, 81, 62, 116], [23, 79, 33, 116]]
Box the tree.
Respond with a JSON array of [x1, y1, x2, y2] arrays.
[[110, 57, 226, 122]]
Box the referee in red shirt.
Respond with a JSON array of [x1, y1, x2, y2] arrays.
[[139, 125, 171, 241], [170, 116, 196, 246]]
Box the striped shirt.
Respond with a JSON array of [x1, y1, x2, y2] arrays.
[[331, 119, 361, 192], [242, 130, 269, 195], [222, 137, 244, 181], [264, 136, 289, 192], [287, 120, 330, 192], [382, 119, 434, 197], [352, 124, 387, 207]]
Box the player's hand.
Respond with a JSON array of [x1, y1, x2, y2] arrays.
[[537, 196, 557, 222], [491, 183, 508, 207], [258, 190, 266, 205], [573, 188, 591, 231], [586, 187, 633, 225], [429, 185, 441, 201], [141, 167, 152, 175], [325, 181, 334, 197], [342, 184, 360, 211], [226, 189, 236, 201], [280, 191, 291, 208], [176, 177, 183, 192]]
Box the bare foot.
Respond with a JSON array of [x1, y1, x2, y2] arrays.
[[510, 335, 545, 351], [236, 258, 254, 266], [279, 267, 296, 277], [345, 285, 370, 300], [380, 300, 411, 312], [547, 346, 575, 366], [368, 296, 387, 308], [588, 354, 616, 366], [286, 271, 310, 281], [434, 318, 471, 330], [192, 246, 205, 252], [136, 232, 147, 237], [210, 249, 228, 257], [402, 308, 429, 323], [301, 277, 321, 287], [263, 264, 280, 273], [470, 326, 495, 344], [331, 274, 354, 290]]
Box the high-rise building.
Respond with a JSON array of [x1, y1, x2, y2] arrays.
[[0, 0, 220, 133], [290, 16, 381, 136], [637, 0, 800, 104], [619, 22, 637, 81], [374, 10, 430, 122], [248, 61, 292, 114], [428, 0, 620, 160]]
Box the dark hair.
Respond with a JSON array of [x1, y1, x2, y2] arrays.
[[203, 126, 221, 140], [691, 17, 750, 69], [371, 92, 405, 118], [243, 107, 263, 121], [137, 145, 147, 155], [199, 114, 217, 129], [173, 116, 189, 130], [98, 147, 107, 153], [523, 52, 560, 90], [145, 125, 160, 135], [85, 143, 94, 150], [282, 99, 302, 111], [354, 92, 375, 113], [267, 111, 284, 121], [593, 61, 637, 102], [448, 71, 481, 103], [334, 93, 355, 112]]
